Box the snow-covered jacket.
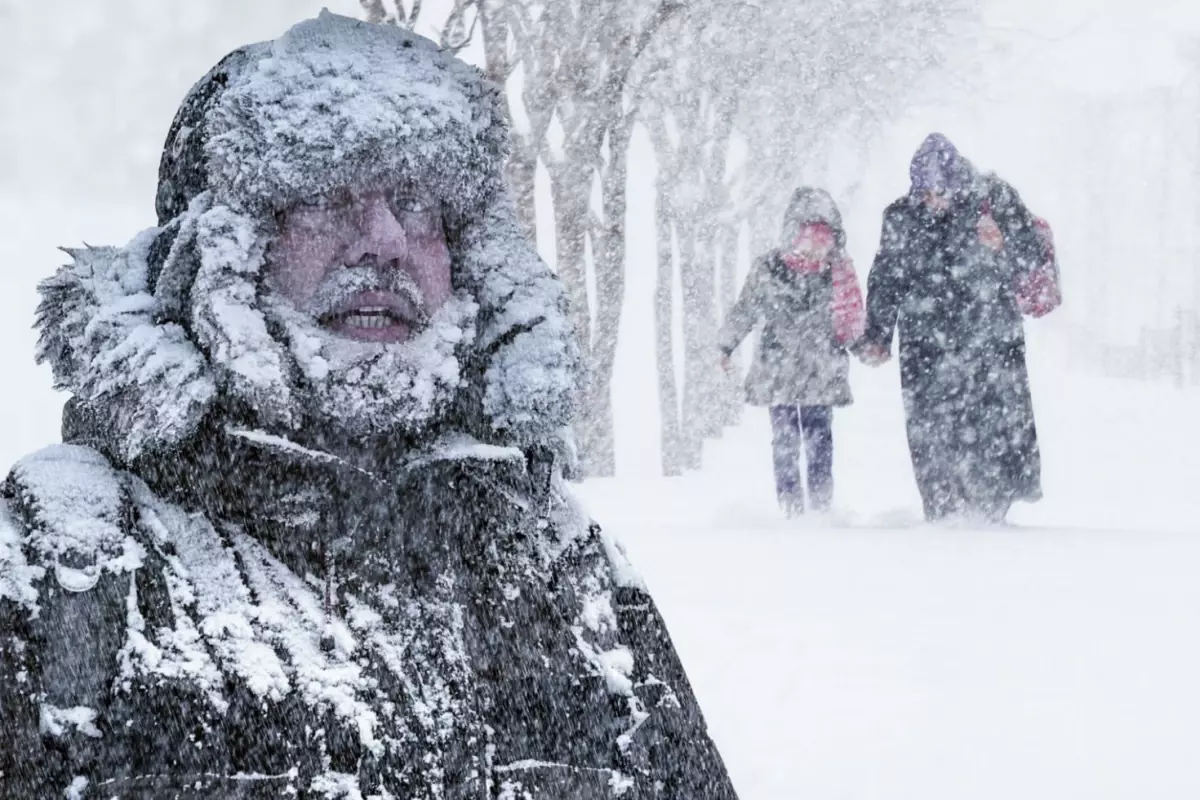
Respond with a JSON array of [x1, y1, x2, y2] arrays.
[[1, 420, 735, 798], [0, 13, 738, 799], [863, 170, 1047, 517], [717, 188, 863, 407]]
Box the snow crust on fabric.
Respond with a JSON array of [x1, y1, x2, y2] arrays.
[[35, 233, 216, 462], [2, 436, 717, 797], [457, 198, 579, 439], [0, 498, 40, 611], [8, 445, 138, 588], [203, 11, 508, 219]]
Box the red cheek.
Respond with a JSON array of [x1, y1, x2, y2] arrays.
[[268, 229, 343, 305]]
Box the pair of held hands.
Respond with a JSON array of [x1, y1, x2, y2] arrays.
[[852, 341, 891, 366], [717, 218, 1003, 373], [718, 341, 891, 372]]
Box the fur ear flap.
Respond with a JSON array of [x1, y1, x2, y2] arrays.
[[189, 202, 298, 431], [35, 227, 217, 464], [151, 208, 202, 325], [452, 195, 581, 445]]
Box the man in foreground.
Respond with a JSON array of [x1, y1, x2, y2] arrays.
[[0, 13, 738, 798]]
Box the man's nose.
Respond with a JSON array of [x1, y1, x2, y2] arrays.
[[343, 193, 408, 265]]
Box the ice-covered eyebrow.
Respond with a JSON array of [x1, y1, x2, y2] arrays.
[[385, 186, 442, 212]]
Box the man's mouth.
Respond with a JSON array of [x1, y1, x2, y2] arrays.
[[318, 291, 423, 343], [337, 307, 405, 329]]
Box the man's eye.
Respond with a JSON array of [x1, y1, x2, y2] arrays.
[[300, 189, 355, 210], [389, 191, 436, 214]]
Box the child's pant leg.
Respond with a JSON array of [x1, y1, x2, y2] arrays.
[[800, 405, 833, 510], [769, 405, 803, 512]]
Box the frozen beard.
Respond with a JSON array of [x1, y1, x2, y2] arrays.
[[261, 279, 477, 442], [183, 200, 478, 442], [303, 260, 429, 342]]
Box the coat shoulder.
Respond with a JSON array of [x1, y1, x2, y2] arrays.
[[883, 197, 915, 223], [878, 198, 917, 242], [753, 249, 779, 266], [3, 444, 134, 587], [979, 173, 1025, 208]]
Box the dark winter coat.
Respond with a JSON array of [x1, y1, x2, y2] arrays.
[[0, 13, 738, 799], [718, 251, 853, 407], [863, 175, 1045, 519], [0, 417, 734, 799]]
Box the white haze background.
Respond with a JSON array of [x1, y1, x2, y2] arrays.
[[4, 1, 1200, 797]]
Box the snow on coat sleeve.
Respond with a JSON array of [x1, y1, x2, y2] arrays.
[[717, 258, 765, 357], [986, 178, 1042, 276], [610, 583, 740, 798], [0, 447, 152, 798], [0, 488, 119, 797], [0, 497, 45, 793], [554, 522, 739, 798], [863, 204, 909, 351], [983, 178, 1062, 317]]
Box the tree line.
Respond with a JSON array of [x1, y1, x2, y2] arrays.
[[365, 0, 981, 476]]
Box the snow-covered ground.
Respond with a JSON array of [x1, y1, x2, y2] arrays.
[[577, 345, 1200, 798]]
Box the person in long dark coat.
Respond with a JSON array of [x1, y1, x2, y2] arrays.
[[718, 187, 865, 515], [0, 14, 739, 798], [858, 133, 1057, 523]]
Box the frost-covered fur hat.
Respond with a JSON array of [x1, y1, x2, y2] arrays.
[[36, 11, 580, 464], [154, 12, 507, 226]]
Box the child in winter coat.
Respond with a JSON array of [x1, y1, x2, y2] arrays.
[[717, 187, 865, 516]]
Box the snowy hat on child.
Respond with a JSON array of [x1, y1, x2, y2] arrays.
[[781, 187, 846, 249]]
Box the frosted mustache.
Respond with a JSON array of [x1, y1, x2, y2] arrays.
[[304, 262, 426, 319]]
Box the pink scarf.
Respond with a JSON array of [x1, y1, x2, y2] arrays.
[[782, 223, 865, 346]]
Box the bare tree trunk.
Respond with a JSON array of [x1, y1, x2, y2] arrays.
[[646, 107, 684, 476], [507, 146, 540, 241], [549, 158, 593, 353], [547, 151, 598, 473], [692, 242, 721, 441], [655, 177, 683, 476], [678, 216, 716, 470], [475, 0, 538, 240], [714, 218, 742, 427], [360, 0, 388, 24], [704, 100, 742, 430], [580, 117, 635, 477], [748, 209, 776, 265]]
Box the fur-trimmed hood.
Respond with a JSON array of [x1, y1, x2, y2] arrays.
[[781, 186, 847, 250], [35, 12, 580, 465]]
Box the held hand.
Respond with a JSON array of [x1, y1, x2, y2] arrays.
[[856, 342, 891, 367], [720, 354, 732, 373], [978, 213, 1004, 252]]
